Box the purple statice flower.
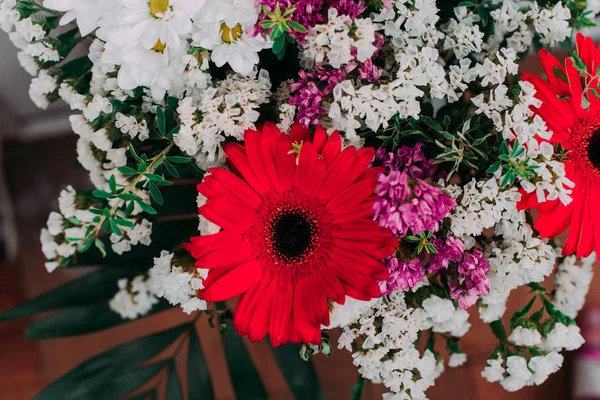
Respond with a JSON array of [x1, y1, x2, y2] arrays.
[[374, 174, 455, 238], [379, 257, 426, 295], [376, 143, 437, 180], [449, 249, 491, 309], [358, 59, 382, 82], [290, 72, 326, 127], [328, 0, 366, 18], [429, 236, 467, 273], [290, 65, 354, 127]]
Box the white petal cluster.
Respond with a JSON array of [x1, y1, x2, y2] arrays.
[[329, 46, 450, 139], [508, 326, 542, 347], [336, 292, 443, 399], [420, 295, 471, 337], [447, 178, 520, 238], [149, 251, 208, 314], [110, 219, 153, 255], [442, 7, 483, 59], [541, 322, 586, 352], [471, 50, 574, 206], [553, 254, 595, 318], [301, 8, 378, 68], [174, 70, 271, 166], [480, 208, 556, 322], [530, 2, 572, 47], [109, 275, 158, 320]]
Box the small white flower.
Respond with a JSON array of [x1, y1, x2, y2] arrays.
[[508, 326, 542, 347], [449, 353, 467, 368]]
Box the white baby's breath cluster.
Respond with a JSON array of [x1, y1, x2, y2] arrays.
[[442, 7, 484, 59], [335, 293, 470, 399], [471, 48, 574, 205], [480, 208, 557, 322], [109, 274, 158, 320], [174, 69, 272, 168], [149, 251, 208, 314], [301, 8, 378, 69], [553, 253, 596, 318], [446, 177, 520, 238], [487, 1, 572, 53]]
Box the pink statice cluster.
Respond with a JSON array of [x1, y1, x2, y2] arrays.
[[374, 145, 491, 308], [379, 258, 425, 295], [373, 145, 455, 238], [450, 250, 491, 309]]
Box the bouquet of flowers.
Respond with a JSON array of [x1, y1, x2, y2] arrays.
[[1, 0, 600, 398]]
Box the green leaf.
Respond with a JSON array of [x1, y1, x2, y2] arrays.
[[136, 199, 158, 215], [0, 266, 146, 322], [145, 173, 173, 186], [109, 219, 123, 236], [60, 56, 93, 78], [26, 299, 173, 340], [102, 361, 167, 399], [188, 328, 215, 400], [273, 33, 287, 58], [164, 161, 181, 179], [288, 20, 307, 33], [156, 106, 166, 135], [458, 1, 476, 6], [167, 156, 192, 164], [270, 343, 323, 400], [93, 190, 113, 199], [351, 376, 365, 400], [553, 66, 568, 83], [220, 318, 267, 400], [510, 297, 536, 329], [34, 324, 187, 400], [149, 181, 164, 206], [114, 218, 136, 228], [490, 320, 507, 341], [94, 239, 107, 258], [487, 161, 501, 174], [166, 363, 184, 400], [118, 166, 140, 175]]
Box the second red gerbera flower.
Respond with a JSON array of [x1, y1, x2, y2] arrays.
[[519, 33, 600, 258], [183, 123, 397, 346]]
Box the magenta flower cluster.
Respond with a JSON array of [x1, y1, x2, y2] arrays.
[[372, 145, 455, 238], [374, 145, 491, 308], [449, 250, 491, 309]]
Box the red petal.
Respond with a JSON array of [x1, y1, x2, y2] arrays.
[[202, 260, 264, 302], [234, 273, 273, 336], [565, 58, 587, 119], [327, 176, 376, 213], [248, 278, 277, 342], [328, 246, 389, 280], [294, 141, 318, 192], [312, 125, 328, 154], [270, 282, 294, 347], [318, 267, 345, 303], [321, 131, 342, 164], [539, 49, 570, 96], [289, 121, 311, 143], [224, 142, 268, 194], [200, 204, 250, 234], [262, 124, 285, 191], [207, 168, 262, 209], [576, 199, 595, 258], [563, 194, 585, 256], [241, 130, 271, 194], [319, 147, 357, 200], [306, 160, 327, 197], [185, 231, 242, 259], [205, 195, 256, 224], [333, 200, 375, 224]]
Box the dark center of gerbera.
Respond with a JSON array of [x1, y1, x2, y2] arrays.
[[272, 212, 313, 259], [587, 131, 600, 170]]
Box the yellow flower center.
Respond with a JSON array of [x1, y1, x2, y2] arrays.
[[220, 23, 243, 43], [149, 0, 169, 15], [152, 40, 167, 53]]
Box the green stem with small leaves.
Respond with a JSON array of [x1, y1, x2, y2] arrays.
[[81, 142, 175, 248]]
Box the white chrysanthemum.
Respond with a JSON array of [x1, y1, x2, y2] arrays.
[[99, 0, 204, 50], [43, 0, 109, 36], [192, 21, 267, 75]]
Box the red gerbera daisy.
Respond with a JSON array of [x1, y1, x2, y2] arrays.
[[518, 33, 600, 257], [183, 122, 397, 346]]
